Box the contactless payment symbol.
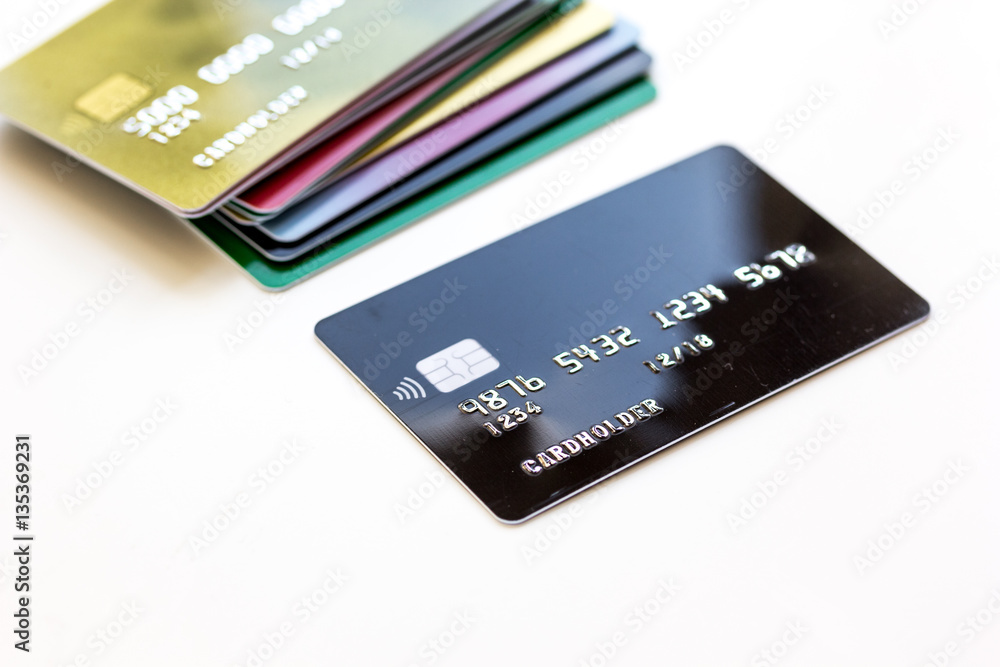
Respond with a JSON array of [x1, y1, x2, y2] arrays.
[[392, 377, 426, 402], [416, 339, 500, 393]]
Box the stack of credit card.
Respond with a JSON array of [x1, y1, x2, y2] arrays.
[[0, 0, 656, 289]]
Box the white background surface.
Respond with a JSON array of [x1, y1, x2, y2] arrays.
[[2, 0, 999, 665]]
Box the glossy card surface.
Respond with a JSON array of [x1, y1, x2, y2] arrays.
[[314, 146, 930, 523], [231, 28, 646, 256], [186, 78, 657, 289], [0, 0, 513, 214], [221, 48, 652, 260], [233, 1, 615, 214], [220, 47, 651, 260]]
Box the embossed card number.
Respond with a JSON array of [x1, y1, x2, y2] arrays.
[[316, 146, 929, 523]]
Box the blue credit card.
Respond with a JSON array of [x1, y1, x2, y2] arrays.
[[315, 146, 930, 523]]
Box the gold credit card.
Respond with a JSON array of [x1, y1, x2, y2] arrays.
[[0, 0, 511, 214]]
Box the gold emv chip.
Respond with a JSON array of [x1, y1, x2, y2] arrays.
[[73, 73, 151, 123]]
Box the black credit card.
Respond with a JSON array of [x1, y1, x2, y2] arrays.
[[315, 146, 930, 523]]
